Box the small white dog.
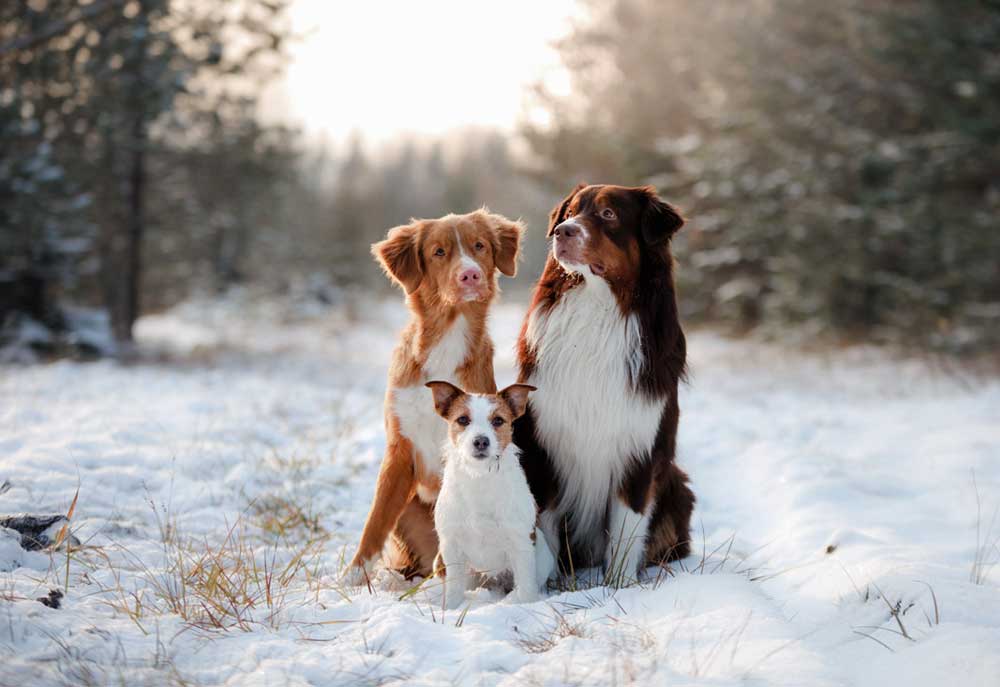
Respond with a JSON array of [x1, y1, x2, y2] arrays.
[[426, 380, 555, 609]]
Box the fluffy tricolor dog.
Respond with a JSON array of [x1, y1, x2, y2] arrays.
[[514, 184, 695, 585], [343, 210, 523, 584], [426, 381, 554, 609]]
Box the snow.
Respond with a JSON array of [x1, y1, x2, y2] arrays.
[[1, 291, 998, 686]]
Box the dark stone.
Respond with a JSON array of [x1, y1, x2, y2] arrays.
[[36, 589, 63, 609], [0, 514, 79, 551]]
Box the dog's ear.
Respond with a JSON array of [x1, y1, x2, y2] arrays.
[[547, 183, 587, 238], [498, 383, 536, 420], [482, 211, 524, 277], [372, 222, 423, 293], [639, 186, 684, 246], [425, 380, 465, 418]]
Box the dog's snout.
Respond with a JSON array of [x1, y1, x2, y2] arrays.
[[458, 267, 482, 284], [472, 435, 490, 453], [554, 221, 580, 239]]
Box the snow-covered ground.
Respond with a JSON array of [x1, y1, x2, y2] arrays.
[[1, 292, 998, 686]]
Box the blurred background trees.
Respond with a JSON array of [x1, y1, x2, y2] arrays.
[[1, 0, 298, 353], [1, 0, 997, 358], [526, 0, 1000, 350]]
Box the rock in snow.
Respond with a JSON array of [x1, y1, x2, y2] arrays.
[[0, 514, 77, 551]]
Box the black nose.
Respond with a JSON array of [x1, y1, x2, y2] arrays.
[[555, 221, 580, 238], [472, 435, 490, 452]]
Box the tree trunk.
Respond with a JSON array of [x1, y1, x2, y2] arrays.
[[112, 5, 149, 346], [120, 111, 146, 343]]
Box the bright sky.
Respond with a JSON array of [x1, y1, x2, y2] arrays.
[[263, 0, 578, 145]]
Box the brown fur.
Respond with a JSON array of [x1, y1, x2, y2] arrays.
[[426, 381, 535, 449], [349, 210, 524, 579]]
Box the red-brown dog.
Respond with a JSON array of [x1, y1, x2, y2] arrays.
[[343, 210, 523, 583]]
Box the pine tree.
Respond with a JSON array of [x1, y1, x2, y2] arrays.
[[524, 0, 1000, 351]]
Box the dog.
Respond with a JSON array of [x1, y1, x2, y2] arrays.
[[513, 184, 695, 585], [343, 210, 523, 584], [426, 380, 554, 608]]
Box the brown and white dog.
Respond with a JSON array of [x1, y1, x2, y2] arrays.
[[343, 210, 523, 584], [426, 381, 554, 608], [513, 184, 695, 585]]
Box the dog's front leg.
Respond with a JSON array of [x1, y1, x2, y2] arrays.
[[605, 496, 651, 588], [343, 434, 416, 585], [508, 542, 540, 604], [441, 548, 471, 610], [536, 510, 560, 561]]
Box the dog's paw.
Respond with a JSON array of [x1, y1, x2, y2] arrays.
[[340, 559, 376, 587], [374, 568, 412, 592], [443, 590, 466, 610], [442, 581, 467, 610], [508, 586, 540, 605]]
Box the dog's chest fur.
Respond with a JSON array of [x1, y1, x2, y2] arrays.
[[435, 444, 537, 572], [525, 277, 666, 545], [392, 316, 469, 500]]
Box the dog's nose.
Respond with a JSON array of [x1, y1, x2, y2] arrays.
[[458, 267, 482, 284], [472, 435, 490, 452], [554, 221, 580, 239]]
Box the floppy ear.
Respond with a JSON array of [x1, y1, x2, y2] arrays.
[[372, 223, 423, 293], [487, 213, 524, 277], [425, 380, 465, 418], [547, 183, 587, 237], [640, 187, 684, 246], [497, 383, 536, 420]]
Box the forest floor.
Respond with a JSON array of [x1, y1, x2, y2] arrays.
[[1, 290, 998, 686]]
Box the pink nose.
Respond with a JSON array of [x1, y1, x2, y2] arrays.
[[458, 267, 482, 284]]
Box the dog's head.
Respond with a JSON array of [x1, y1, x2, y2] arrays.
[[548, 184, 684, 287], [372, 210, 523, 305], [425, 381, 535, 472]]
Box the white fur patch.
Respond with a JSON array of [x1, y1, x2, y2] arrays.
[[454, 227, 468, 256], [392, 386, 447, 497], [525, 276, 666, 559], [606, 500, 650, 582], [455, 228, 484, 302], [393, 316, 470, 497], [423, 315, 469, 381], [450, 396, 502, 470]]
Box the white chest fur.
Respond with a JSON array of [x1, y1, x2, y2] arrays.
[[392, 316, 470, 497], [423, 315, 469, 381], [525, 277, 666, 548], [435, 444, 538, 573]]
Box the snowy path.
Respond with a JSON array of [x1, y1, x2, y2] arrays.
[[1, 294, 998, 686]]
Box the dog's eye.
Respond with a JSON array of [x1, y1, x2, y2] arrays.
[[600, 208, 617, 220], [456, 416, 470, 426], [474, 241, 485, 251], [490, 417, 505, 427], [433, 247, 446, 257]]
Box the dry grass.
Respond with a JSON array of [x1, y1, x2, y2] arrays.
[[970, 471, 1000, 585], [88, 498, 333, 636], [249, 493, 327, 540], [34, 628, 201, 687], [513, 606, 590, 654], [54, 442, 352, 637], [549, 522, 745, 595], [849, 579, 943, 652]]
